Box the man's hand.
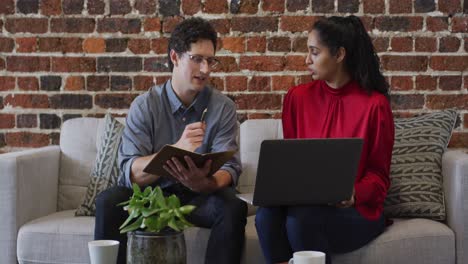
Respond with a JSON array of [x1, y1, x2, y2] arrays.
[[163, 155, 214, 193], [173, 122, 206, 152], [335, 187, 355, 208]]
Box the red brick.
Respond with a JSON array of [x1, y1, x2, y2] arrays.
[[232, 17, 278, 32], [151, 38, 168, 54], [0, 114, 15, 129], [381, 56, 428, 72], [0, 0, 15, 14], [16, 37, 37, 53], [18, 77, 39, 91], [311, 0, 332, 12], [38, 37, 83, 53], [6, 18, 48, 33], [372, 37, 389, 52], [238, 0, 260, 14], [111, 76, 132, 91], [268, 37, 290, 52], [144, 57, 170, 72], [226, 76, 247, 92], [162, 16, 184, 33], [234, 94, 282, 110], [360, 16, 374, 32], [427, 17, 449, 32], [7, 56, 50, 72], [439, 0, 461, 14], [128, 39, 151, 54], [203, 0, 228, 13], [99, 57, 142, 72], [292, 37, 308, 52], [415, 75, 437, 91], [465, 37, 468, 52], [4, 94, 49, 108], [182, 0, 201, 15], [439, 37, 461, 52], [156, 76, 171, 84], [465, 76, 468, 90], [17, 114, 37, 128], [110, 0, 131, 14], [52, 57, 96, 72], [464, 114, 468, 128], [62, 0, 83, 14], [134, 76, 154, 91], [389, 0, 412, 13], [337, 0, 358, 13], [439, 76, 462, 91], [0, 77, 15, 91], [391, 76, 413, 91], [452, 17, 468, 33], [65, 76, 85, 91], [248, 76, 271, 91], [134, 0, 156, 14], [6, 132, 49, 148], [262, 0, 284, 12], [50, 94, 92, 109], [222, 37, 245, 53], [415, 0, 435, 12], [87, 76, 109, 91], [247, 113, 275, 119], [375, 17, 423, 32], [448, 132, 468, 149], [240, 56, 285, 71], [87, 0, 105, 14], [213, 56, 239, 73], [0, 58, 4, 71], [247, 37, 266, 52], [415, 37, 437, 52], [280, 16, 318, 32], [144, 17, 161, 32], [390, 37, 413, 52], [363, 0, 384, 13], [209, 19, 231, 35], [95, 94, 138, 109], [83, 38, 105, 53], [98, 18, 141, 34], [391, 94, 425, 110], [51, 18, 95, 33], [0, 38, 14, 52], [285, 55, 307, 71], [272, 76, 295, 91], [430, 56, 468, 71], [209, 77, 224, 91], [426, 94, 468, 109]]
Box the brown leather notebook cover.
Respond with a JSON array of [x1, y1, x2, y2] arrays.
[[143, 144, 237, 178]]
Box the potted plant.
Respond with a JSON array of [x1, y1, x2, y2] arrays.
[[118, 183, 196, 264]]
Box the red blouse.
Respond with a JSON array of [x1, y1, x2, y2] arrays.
[[282, 80, 395, 221]]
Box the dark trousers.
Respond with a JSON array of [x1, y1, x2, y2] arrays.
[[94, 184, 247, 264], [255, 205, 385, 264]]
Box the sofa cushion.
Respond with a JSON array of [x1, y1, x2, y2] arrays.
[[384, 109, 457, 220], [76, 114, 124, 216]]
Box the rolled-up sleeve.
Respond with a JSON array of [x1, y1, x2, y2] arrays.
[[118, 96, 154, 188], [209, 102, 242, 186]]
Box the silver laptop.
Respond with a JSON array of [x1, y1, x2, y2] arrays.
[[238, 138, 363, 206]]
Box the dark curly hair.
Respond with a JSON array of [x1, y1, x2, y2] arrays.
[[167, 17, 217, 71], [312, 16, 390, 99]]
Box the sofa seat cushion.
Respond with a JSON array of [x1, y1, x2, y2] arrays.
[[333, 218, 455, 264]]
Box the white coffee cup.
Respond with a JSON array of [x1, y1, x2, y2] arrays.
[[288, 251, 326, 264], [88, 240, 119, 264]]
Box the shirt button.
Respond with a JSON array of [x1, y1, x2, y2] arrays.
[[182, 117, 186, 122]]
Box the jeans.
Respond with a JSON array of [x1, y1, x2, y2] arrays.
[[255, 205, 385, 264], [94, 184, 247, 264]]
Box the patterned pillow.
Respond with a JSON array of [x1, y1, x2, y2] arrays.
[[384, 109, 458, 220], [75, 114, 124, 216]]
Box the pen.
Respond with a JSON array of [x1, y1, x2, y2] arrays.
[[201, 108, 208, 122]]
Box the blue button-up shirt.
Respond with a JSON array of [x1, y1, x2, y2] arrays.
[[118, 79, 242, 188]]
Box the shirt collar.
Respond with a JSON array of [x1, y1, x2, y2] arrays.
[[165, 79, 210, 115]]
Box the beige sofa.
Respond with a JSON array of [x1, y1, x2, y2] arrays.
[[0, 117, 467, 264]]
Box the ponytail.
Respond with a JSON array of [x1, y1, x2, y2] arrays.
[[311, 16, 390, 99]]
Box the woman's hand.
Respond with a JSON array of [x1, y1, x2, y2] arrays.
[[335, 188, 355, 208]]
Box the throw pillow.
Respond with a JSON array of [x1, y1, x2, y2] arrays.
[[384, 109, 458, 220], [75, 114, 125, 216]]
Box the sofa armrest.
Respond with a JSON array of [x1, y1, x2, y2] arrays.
[[0, 146, 60, 264], [442, 149, 468, 264]]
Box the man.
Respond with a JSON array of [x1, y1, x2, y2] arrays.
[[94, 17, 247, 264]]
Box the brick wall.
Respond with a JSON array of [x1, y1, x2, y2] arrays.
[[0, 0, 467, 152]]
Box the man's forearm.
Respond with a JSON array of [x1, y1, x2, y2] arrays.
[[130, 153, 159, 187]]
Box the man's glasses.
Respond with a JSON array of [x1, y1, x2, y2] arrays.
[[185, 53, 221, 70]]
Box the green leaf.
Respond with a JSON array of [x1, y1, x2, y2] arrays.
[[143, 186, 152, 196], [167, 195, 180, 208], [179, 205, 196, 215], [168, 217, 180, 232], [132, 183, 141, 196], [116, 200, 130, 206], [120, 216, 144, 234]]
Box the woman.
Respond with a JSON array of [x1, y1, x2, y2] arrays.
[[255, 16, 395, 264]]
